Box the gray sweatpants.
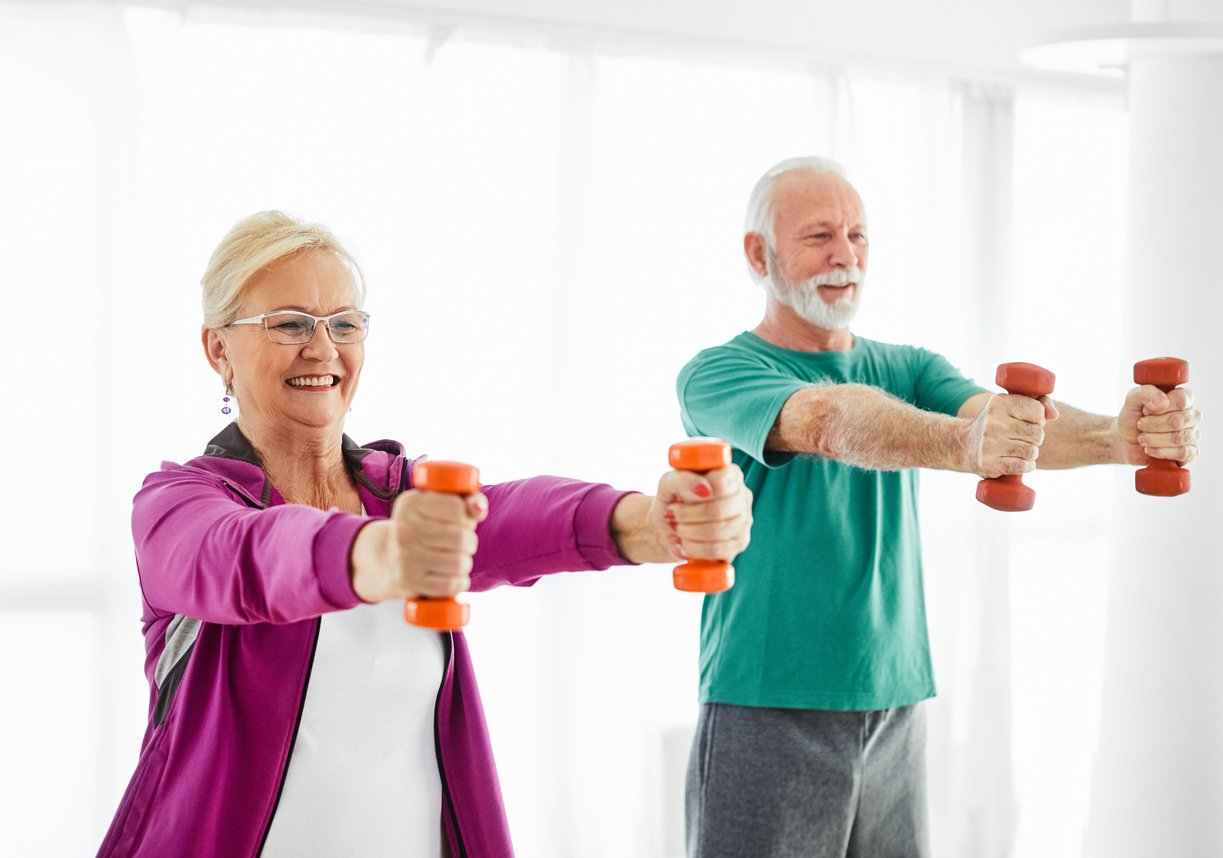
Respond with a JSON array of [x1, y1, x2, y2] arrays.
[[685, 702, 929, 858]]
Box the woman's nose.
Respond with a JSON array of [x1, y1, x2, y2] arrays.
[[300, 322, 340, 358]]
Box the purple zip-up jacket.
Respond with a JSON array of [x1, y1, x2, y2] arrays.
[[98, 423, 633, 857]]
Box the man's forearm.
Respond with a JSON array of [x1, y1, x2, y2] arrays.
[[767, 384, 973, 472], [1037, 400, 1125, 469]]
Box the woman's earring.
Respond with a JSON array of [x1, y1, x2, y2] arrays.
[[222, 382, 234, 416]]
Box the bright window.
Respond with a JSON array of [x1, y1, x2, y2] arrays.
[[0, 4, 1127, 855]]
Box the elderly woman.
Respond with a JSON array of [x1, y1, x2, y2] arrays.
[[97, 211, 752, 858]]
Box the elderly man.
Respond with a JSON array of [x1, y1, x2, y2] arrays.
[[676, 156, 1201, 858]]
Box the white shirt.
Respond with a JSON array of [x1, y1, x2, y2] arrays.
[[261, 592, 447, 857]]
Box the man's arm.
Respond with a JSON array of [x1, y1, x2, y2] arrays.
[[960, 395, 1121, 469], [956, 386, 1201, 470], [767, 384, 1047, 478]]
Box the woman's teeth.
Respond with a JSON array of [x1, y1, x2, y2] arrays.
[[287, 376, 336, 387]]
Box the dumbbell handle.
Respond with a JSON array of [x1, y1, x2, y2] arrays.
[[403, 460, 479, 631], [668, 439, 735, 593], [1133, 357, 1191, 497], [976, 362, 1056, 513]]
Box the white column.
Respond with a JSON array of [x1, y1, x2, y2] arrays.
[[1084, 2, 1223, 855]]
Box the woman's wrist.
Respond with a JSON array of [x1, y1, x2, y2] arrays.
[[608, 493, 670, 564], [349, 519, 392, 603]]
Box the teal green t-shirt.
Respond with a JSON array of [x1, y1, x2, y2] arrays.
[[676, 331, 986, 711]]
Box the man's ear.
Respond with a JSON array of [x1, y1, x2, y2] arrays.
[[202, 327, 231, 382], [744, 232, 769, 280]]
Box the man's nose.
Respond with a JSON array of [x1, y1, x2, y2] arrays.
[[828, 233, 858, 268]]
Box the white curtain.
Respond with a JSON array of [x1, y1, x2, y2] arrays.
[[0, 2, 1128, 855]]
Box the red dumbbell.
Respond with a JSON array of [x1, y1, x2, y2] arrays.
[[403, 460, 480, 631], [1133, 357, 1191, 496], [976, 362, 1056, 512], [668, 439, 735, 593]]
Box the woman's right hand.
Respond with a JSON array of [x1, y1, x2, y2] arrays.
[[350, 490, 488, 603]]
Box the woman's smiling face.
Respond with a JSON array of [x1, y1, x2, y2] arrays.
[[205, 249, 364, 437]]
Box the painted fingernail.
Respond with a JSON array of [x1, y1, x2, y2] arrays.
[[693, 484, 712, 499]]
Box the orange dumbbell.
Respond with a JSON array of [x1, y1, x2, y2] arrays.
[[403, 460, 480, 631], [1133, 357, 1191, 497], [667, 438, 735, 593], [976, 362, 1056, 512]]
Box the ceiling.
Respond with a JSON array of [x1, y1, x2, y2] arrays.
[[377, 0, 1133, 78]]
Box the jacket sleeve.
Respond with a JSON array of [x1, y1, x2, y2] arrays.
[[469, 477, 636, 591], [133, 465, 368, 624]]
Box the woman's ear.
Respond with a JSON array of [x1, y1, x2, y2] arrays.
[[202, 327, 231, 382]]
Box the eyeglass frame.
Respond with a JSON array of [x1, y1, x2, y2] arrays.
[[227, 309, 371, 344]]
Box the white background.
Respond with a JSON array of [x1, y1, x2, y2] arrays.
[[0, 1, 1169, 856]]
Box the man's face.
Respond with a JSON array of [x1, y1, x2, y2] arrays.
[[763, 171, 869, 330]]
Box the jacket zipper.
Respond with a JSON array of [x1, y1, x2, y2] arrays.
[[255, 618, 322, 855], [402, 455, 468, 855], [434, 631, 468, 858]]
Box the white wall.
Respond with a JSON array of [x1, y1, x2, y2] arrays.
[[137, 0, 1131, 77], [0, 1, 1160, 856]]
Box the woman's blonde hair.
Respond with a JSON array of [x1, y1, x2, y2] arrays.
[[201, 211, 366, 328]]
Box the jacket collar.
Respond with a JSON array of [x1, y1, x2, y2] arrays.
[[199, 422, 407, 506]]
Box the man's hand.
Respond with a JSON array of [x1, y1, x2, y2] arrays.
[[965, 393, 1059, 478], [1115, 385, 1201, 467]]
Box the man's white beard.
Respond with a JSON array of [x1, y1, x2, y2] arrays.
[[765, 256, 865, 330]]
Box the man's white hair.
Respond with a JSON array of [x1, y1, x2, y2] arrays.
[[743, 156, 848, 281]]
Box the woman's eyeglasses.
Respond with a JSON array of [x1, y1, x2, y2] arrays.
[[228, 310, 370, 344]]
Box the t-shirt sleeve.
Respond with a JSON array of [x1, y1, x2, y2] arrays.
[[912, 348, 988, 416], [677, 347, 809, 468]]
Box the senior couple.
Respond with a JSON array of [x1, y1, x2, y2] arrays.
[[99, 157, 1199, 858]]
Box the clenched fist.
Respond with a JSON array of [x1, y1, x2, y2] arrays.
[[350, 489, 488, 603], [966, 393, 1060, 479], [610, 463, 754, 565], [1116, 384, 1201, 466]]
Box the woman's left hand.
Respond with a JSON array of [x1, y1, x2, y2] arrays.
[[611, 464, 753, 565]]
